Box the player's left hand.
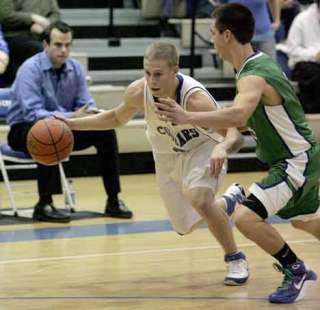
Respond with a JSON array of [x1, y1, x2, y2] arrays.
[[72, 104, 103, 117], [209, 145, 227, 178], [53, 114, 77, 130], [72, 104, 90, 118], [155, 97, 190, 124]]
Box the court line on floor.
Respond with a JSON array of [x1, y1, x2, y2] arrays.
[[0, 216, 287, 243], [0, 219, 172, 243], [0, 295, 319, 302], [0, 238, 317, 265], [0, 295, 277, 301]]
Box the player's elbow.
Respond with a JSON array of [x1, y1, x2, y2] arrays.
[[232, 110, 250, 128], [102, 110, 123, 128], [231, 117, 247, 128], [114, 115, 127, 127], [111, 115, 121, 127], [114, 112, 131, 127]]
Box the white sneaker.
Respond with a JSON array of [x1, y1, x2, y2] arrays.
[[223, 183, 246, 216], [224, 251, 249, 286]]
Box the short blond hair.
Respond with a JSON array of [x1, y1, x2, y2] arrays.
[[144, 42, 179, 67]]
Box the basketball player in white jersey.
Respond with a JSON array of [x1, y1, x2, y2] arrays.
[[61, 42, 249, 285]]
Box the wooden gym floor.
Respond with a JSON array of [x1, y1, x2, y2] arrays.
[[0, 172, 319, 310]]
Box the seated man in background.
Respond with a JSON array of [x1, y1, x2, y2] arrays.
[[0, 0, 61, 86], [286, 0, 320, 113], [7, 21, 132, 223], [0, 25, 9, 86]]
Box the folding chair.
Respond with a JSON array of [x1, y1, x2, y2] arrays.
[[0, 88, 74, 217]]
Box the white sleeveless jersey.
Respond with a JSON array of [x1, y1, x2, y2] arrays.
[[144, 73, 223, 154]]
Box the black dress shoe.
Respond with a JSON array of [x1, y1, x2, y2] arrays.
[[105, 199, 133, 219], [33, 203, 71, 223]]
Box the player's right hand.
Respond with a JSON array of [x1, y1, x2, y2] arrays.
[[209, 144, 227, 178]]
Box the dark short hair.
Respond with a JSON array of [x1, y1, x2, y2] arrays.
[[212, 3, 255, 44], [43, 21, 73, 44]]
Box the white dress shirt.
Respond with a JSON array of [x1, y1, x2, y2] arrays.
[[286, 3, 320, 68]]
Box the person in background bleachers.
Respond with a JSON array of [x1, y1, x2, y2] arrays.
[[185, 0, 216, 18], [286, 0, 320, 113], [0, 0, 61, 86], [159, 1, 216, 37], [219, 0, 281, 59], [159, 0, 181, 37], [7, 21, 132, 222], [0, 25, 9, 87], [275, 0, 300, 42]]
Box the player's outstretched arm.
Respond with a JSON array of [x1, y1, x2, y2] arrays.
[[67, 108, 121, 130], [63, 80, 144, 131], [154, 75, 264, 130]]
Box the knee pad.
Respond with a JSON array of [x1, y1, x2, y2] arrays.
[[242, 194, 268, 220]]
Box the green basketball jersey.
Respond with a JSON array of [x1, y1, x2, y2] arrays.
[[236, 52, 317, 165]]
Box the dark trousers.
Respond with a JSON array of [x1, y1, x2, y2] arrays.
[[3, 35, 43, 86], [8, 123, 121, 200], [292, 61, 320, 113]]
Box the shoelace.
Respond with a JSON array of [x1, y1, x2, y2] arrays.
[[227, 259, 247, 274], [273, 263, 294, 289], [227, 185, 242, 196], [226, 185, 245, 203]]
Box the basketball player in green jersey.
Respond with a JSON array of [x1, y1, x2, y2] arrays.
[[155, 3, 320, 304]]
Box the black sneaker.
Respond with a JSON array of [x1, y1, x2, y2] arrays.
[[33, 202, 71, 223], [105, 199, 133, 219]]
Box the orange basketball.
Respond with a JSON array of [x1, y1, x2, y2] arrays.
[[27, 118, 74, 166]]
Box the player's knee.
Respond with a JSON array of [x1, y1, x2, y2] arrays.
[[173, 224, 193, 236], [185, 187, 213, 216], [173, 220, 201, 236], [233, 211, 250, 233], [234, 212, 258, 240], [290, 220, 315, 231], [291, 220, 303, 229], [234, 195, 266, 239], [291, 219, 320, 239]]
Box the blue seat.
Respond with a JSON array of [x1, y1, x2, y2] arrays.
[[0, 88, 74, 216], [0, 143, 33, 161]]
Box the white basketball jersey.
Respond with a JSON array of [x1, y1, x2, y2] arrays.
[[144, 73, 223, 154]]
